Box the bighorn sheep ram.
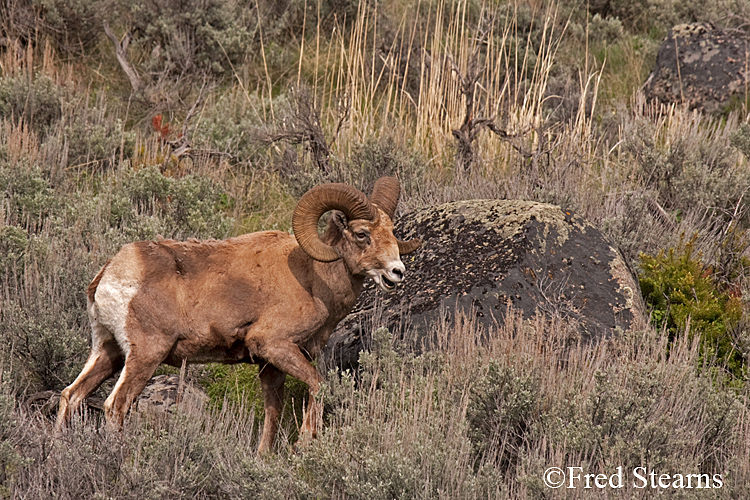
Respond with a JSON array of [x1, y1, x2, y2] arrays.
[[56, 177, 420, 453]]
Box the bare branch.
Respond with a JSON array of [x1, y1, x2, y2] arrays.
[[257, 85, 332, 174], [103, 21, 143, 93], [447, 28, 492, 172], [329, 93, 351, 149], [181, 76, 212, 138], [159, 79, 215, 172], [647, 198, 677, 232]]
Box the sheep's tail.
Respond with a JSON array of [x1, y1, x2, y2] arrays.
[[88, 260, 111, 304]]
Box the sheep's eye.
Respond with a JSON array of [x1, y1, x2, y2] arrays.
[[355, 231, 369, 240]]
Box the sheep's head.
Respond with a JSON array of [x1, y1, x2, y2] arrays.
[[292, 177, 421, 291]]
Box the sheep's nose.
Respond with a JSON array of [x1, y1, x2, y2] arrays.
[[390, 261, 405, 281]]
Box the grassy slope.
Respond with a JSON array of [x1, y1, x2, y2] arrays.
[[1, 0, 750, 497]]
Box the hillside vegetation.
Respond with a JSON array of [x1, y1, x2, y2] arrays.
[[1, 0, 750, 497]]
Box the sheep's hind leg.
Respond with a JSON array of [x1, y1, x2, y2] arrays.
[[257, 364, 286, 455], [56, 337, 124, 430], [102, 341, 169, 430]]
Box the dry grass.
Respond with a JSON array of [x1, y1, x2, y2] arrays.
[[2, 310, 748, 498]]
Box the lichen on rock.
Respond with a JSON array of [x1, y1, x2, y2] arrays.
[[324, 199, 646, 372], [643, 23, 749, 113]]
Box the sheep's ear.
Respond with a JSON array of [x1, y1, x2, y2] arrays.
[[398, 238, 421, 255], [329, 210, 348, 234]]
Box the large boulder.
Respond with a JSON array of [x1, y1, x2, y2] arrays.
[[643, 23, 749, 114], [323, 200, 646, 371]]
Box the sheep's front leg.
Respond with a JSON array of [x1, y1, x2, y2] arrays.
[[259, 341, 324, 449], [298, 385, 322, 449], [258, 364, 286, 454]]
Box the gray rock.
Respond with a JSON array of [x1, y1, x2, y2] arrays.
[[31, 374, 208, 421], [135, 374, 208, 414], [323, 200, 646, 372], [643, 23, 749, 114]]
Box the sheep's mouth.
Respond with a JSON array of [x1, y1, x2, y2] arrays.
[[371, 273, 397, 292], [381, 276, 395, 290], [367, 265, 404, 292]]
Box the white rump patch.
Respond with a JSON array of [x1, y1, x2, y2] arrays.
[[94, 277, 139, 357], [92, 247, 143, 357]]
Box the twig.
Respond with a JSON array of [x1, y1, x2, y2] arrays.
[[176, 358, 187, 406], [257, 85, 331, 173], [647, 198, 677, 232], [103, 22, 143, 93], [181, 76, 210, 138], [447, 24, 525, 172], [329, 93, 351, 149], [162, 79, 213, 171]]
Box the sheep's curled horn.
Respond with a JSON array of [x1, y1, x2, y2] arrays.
[[292, 177, 421, 262], [293, 183, 374, 262]]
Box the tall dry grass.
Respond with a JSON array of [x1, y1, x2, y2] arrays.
[[309, 0, 570, 167]]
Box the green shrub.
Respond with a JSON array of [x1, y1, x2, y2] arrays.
[[639, 238, 745, 380], [622, 114, 750, 243], [338, 135, 427, 199], [0, 227, 98, 392], [0, 158, 236, 395], [568, 13, 625, 44], [730, 122, 750, 160], [0, 225, 28, 274], [32, 0, 108, 53], [586, 368, 670, 466], [630, 134, 744, 218], [585, 0, 650, 31], [296, 328, 502, 499], [0, 302, 89, 391], [3, 0, 107, 54], [0, 74, 66, 135], [200, 364, 263, 412], [2, 319, 749, 497], [127, 0, 251, 77], [563, 0, 750, 35], [589, 13, 625, 42], [192, 89, 267, 162], [0, 160, 57, 228], [599, 191, 661, 262], [544, 360, 741, 479], [0, 379, 31, 497], [241, 0, 363, 49], [55, 105, 136, 170], [467, 362, 539, 470], [119, 420, 225, 498], [647, 0, 750, 32], [122, 166, 234, 239]]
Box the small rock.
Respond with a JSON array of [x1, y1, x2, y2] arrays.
[[135, 374, 208, 414], [29, 374, 208, 422]]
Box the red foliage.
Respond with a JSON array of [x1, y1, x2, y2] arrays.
[[152, 114, 171, 140]]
